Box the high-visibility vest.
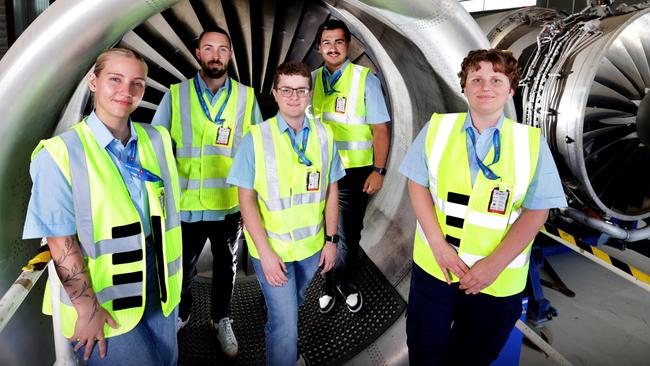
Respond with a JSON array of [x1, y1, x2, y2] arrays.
[[312, 64, 373, 169], [244, 117, 335, 262], [169, 77, 255, 211], [413, 113, 541, 297], [37, 120, 182, 338]]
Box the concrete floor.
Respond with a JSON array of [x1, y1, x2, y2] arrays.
[[520, 245, 650, 366]]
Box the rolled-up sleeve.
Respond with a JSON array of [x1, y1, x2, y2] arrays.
[[329, 144, 346, 183], [23, 150, 76, 239], [364, 73, 390, 124], [151, 91, 173, 130], [522, 137, 568, 210], [398, 123, 430, 187], [227, 133, 256, 190]]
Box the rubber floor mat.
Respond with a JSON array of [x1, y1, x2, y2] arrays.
[[178, 251, 406, 365]]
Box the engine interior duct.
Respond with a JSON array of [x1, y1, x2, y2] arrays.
[[0, 0, 489, 364], [478, 3, 650, 221]]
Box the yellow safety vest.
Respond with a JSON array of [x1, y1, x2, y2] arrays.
[[313, 64, 373, 169], [244, 117, 335, 262], [37, 120, 182, 338], [170, 77, 255, 211], [413, 113, 541, 297]]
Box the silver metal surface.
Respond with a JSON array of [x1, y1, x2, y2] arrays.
[[481, 4, 650, 220], [0, 0, 488, 364], [0, 1, 182, 364], [561, 207, 650, 242]]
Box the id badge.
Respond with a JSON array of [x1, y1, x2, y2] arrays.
[[488, 187, 510, 215], [306, 171, 321, 191], [335, 96, 347, 113], [216, 126, 231, 146]]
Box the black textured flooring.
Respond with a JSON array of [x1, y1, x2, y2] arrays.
[[178, 252, 406, 365]]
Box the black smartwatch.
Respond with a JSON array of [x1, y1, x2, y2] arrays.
[[373, 166, 387, 176], [325, 234, 340, 244]]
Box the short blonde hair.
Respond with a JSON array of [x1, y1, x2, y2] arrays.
[[93, 47, 148, 77]]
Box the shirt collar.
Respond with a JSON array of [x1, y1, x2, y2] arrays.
[[461, 112, 505, 135], [276, 113, 310, 134], [324, 59, 350, 78], [195, 71, 231, 97], [86, 111, 137, 149]]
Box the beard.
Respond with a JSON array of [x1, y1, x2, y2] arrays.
[[201, 58, 228, 79]]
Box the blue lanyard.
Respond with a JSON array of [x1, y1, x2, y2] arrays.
[[288, 128, 312, 166], [194, 77, 232, 125], [109, 141, 162, 183], [466, 127, 501, 180], [321, 69, 342, 95]]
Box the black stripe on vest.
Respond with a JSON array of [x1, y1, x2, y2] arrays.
[[445, 235, 461, 246], [112, 271, 143, 285], [113, 296, 142, 311], [447, 192, 470, 206], [151, 216, 167, 303], [446, 216, 464, 228], [112, 222, 141, 239], [112, 250, 143, 265]]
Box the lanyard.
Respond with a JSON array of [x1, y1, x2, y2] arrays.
[[466, 127, 501, 180], [288, 127, 312, 166], [194, 77, 232, 125], [109, 141, 162, 183], [321, 68, 342, 95]]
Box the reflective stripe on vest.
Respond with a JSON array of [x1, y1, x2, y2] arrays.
[[313, 64, 373, 168], [320, 64, 365, 125], [40, 121, 182, 338], [171, 77, 253, 211], [244, 117, 333, 262], [414, 113, 540, 297], [175, 79, 249, 159]]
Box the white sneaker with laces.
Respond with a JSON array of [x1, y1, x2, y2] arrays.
[[214, 317, 238, 358], [176, 314, 190, 332]]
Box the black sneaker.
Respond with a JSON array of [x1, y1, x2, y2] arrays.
[[337, 281, 363, 313], [318, 283, 336, 313]]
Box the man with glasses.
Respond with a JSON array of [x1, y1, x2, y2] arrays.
[[312, 19, 390, 314], [228, 61, 345, 365], [152, 27, 262, 358]]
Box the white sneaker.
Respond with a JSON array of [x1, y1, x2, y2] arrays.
[[296, 353, 311, 366], [214, 317, 238, 358], [176, 314, 190, 332]]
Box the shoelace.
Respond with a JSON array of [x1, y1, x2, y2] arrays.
[[220, 319, 236, 344]]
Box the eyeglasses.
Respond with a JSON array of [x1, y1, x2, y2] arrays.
[[276, 87, 310, 98]]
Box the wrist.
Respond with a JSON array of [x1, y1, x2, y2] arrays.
[[372, 166, 387, 176], [324, 234, 339, 244]]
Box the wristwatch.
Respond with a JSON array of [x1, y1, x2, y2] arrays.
[[325, 234, 340, 244], [373, 166, 387, 176]]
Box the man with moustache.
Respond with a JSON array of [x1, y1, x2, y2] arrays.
[[312, 19, 390, 314], [152, 27, 262, 357]]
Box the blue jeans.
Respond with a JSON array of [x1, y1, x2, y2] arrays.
[[252, 251, 321, 366], [73, 239, 178, 365]]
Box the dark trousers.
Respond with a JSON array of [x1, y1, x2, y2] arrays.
[[406, 263, 523, 366], [324, 166, 372, 288], [179, 212, 242, 321]]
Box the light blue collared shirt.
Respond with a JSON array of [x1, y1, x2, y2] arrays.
[[398, 113, 567, 210], [23, 112, 152, 239], [152, 72, 263, 222], [312, 59, 391, 125], [227, 114, 346, 190]]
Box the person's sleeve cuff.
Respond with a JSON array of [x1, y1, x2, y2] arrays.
[[22, 223, 76, 240], [398, 165, 429, 187]]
